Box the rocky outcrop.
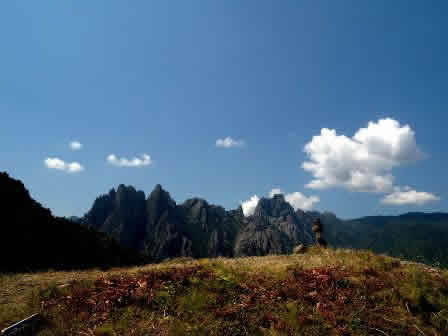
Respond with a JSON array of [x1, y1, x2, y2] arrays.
[[146, 184, 176, 232], [84, 185, 146, 250], [180, 198, 240, 258], [253, 194, 293, 217], [83, 184, 330, 260], [83, 185, 242, 261], [233, 195, 316, 256], [234, 215, 291, 256], [143, 185, 188, 259], [83, 189, 116, 230]]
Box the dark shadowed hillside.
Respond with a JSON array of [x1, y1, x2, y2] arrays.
[[0, 172, 142, 272]]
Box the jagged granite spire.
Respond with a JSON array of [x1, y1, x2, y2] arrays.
[[83, 184, 146, 249], [146, 184, 176, 230], [253, 194, 295, 217], [82, 184, 330, 260]]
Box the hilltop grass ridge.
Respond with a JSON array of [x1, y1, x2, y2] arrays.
[[1, 247, 448, 336]]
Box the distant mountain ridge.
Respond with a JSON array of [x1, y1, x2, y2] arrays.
[[82, 183, 448, 268], [81, 185, 323, 261], [2, 171, 446, 272], [327, 212, 448, 267]]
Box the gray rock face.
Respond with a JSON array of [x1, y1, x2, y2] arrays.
[[83, 185, 241, 261], [83, 189, 116, 230], [143, 185, 188, 259], [84, 185, 146, 250], [180, 198, 239, 258], [234, 216, 291, 256], [83, 185, 334, 260], [234, 196, 316, 256], [253, 194, 293, 217], [146, 184, 176, 230]]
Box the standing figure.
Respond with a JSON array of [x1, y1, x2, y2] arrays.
[[312, 218, 327, 248]]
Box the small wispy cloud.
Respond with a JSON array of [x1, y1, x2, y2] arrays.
[[44, 157, 84, 173], [381, 187, 440, 205], [69, 141, 83, 151], [216, 137, 245, 148], [107, 153, 152, 167]]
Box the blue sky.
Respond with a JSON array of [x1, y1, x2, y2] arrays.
[[1, 1, 447, 219]]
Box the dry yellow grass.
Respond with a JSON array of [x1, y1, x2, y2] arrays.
[[0, 260, 200, 329]]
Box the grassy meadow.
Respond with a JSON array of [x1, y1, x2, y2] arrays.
[[1, 247, 448, 335]]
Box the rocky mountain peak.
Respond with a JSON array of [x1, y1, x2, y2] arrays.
[[108, 188, 116, 198], [148, 184, 175, 208], [183, 197, 208, 209], [81, 182, 326, 260], [152, 184, 163, 193], [115, 185, 145, 206], [183, 198, 205, 218], [254, 194, 295, 218], [146, 184, 176, 228]]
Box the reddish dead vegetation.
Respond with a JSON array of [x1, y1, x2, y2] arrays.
[[42, 266, 213, 328], [285, 266, 418, 335], [41, 264, 421, 335], [215, 266, 416, 336]]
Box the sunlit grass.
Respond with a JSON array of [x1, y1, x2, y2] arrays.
[[1, 248, 448, 335]]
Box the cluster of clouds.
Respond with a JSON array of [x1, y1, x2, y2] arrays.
[[45, 141, 153, 174], [44, 121, 439, 210], [241, 118, 439, 216], [44, 141, 85, 173], [241, 189, 320, 217], [46, 135, 245, 174], [44, 158, 84, 173], [302, 118, 439, 206], [47, 135, 245, 174]]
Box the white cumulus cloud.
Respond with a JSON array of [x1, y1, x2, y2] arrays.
[[269, 188, 320, 211], [216, 137, 245, 148], [381, 187, 440, 205], [302, 118, 439, 205], [44, 157, 84, 173], [69, 141, 82, 150], [107, 153, 152, 167], [240, 195, 260, 216], [303, 118, 423, 193]]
